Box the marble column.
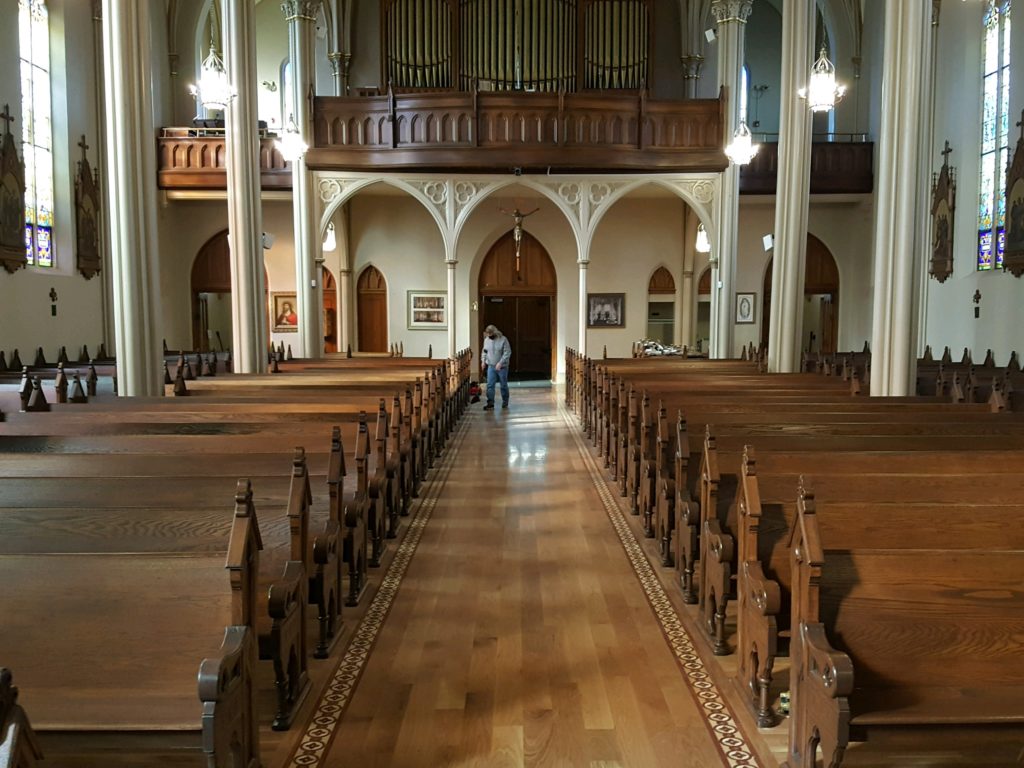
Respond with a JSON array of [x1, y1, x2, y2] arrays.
[[101, 0, 163, 396], [445, 260, 457, 358], [710, 0, 752, 359], [678, 208, 696, 347], [869, 1, 931, 396], [223, 0, 267, 373], [92, 1, 114, 352], [283, 0, 322, 359], [336, 206, 354, 353], [767, 0, 815, 372], [578, 260, 589, 354]]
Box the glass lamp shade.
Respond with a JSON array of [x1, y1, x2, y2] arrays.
[[322, 222, 337, 252], [190, 46, 236, 111], [798, 47, 847, 113], [724, 120, 760, 165], [276, 117, 309, 162], [695, 223, 712, 253]]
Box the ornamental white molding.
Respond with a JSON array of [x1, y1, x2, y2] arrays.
[[710, 0, 753, 23]]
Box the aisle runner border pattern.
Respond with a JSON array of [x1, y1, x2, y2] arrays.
[[560, 402, 762, 768], [287, 417, 471, 767]]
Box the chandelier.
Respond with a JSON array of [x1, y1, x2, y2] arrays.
[[188, 38, 236, 112], [695, 223, 712, 253], [276, 115, 308, 162], [798, 46, 847, 112], [724, 120, 760, 165]]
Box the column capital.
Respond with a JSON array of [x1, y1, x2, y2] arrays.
[[681, 54, 704, 81], [711, 0, 753, 24], [577, 259, 589, 268], [281, 0, 319, 22], [446, 259, 458, 267]]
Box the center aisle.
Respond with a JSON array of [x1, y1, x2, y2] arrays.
[[312, 388, 756, 767]]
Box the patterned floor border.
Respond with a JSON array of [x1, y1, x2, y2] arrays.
[[286, 415, 473, 768], [559, 402, 762, 768]]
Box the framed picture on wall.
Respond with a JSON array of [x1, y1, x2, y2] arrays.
[[408, 291, 447, 330], [587, 293, 626, 328], [272, 292, 299, 332], [735, 292, 756, 325]]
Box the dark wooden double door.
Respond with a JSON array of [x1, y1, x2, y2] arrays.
[[481, 295, 553, 381]]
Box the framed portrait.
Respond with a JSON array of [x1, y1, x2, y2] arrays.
[[272, 292, 299, 332], [408, 291, 447, 330], [735, 292, 756, 325], [587, 293, 626, 328]]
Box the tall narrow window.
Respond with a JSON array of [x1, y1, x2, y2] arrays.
[[979, 0, 1012, 271], [19, 0, 53, 268]]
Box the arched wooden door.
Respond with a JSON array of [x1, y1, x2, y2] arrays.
[[323, 267, 338, 354], [647, 266, 676, 344], [357, 265, 388, 353], [191, 230, 231, 352], [761, 234, 840, 353], [478, 230, 556, 380]]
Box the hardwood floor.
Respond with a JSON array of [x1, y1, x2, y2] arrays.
[[300, 388, 756, 768]]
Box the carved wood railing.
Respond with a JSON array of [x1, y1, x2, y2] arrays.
[[157, 128, 292, 190], [740, 139, 874, 195], [307, 91, 726, 172]]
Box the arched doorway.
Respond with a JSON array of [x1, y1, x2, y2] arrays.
[[694, 265, 712, 353], [323, 267, 338, 354], [357, 265, 388, 353], [761, 234, 840, 353], [647, 266, 676, 344], [191, 230, 232, 352], [478, 229, 556, 380]]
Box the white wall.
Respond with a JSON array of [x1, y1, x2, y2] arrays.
[[0, 0, 105, 357], [922, 0, 1024, 363]]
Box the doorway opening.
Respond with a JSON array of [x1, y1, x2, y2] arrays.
[[761, 234, 840, 354], [323, 267, 338, 353], [647, 266, 676, 344], [357, 265, 388, 353], [478, 229, 556, 381]]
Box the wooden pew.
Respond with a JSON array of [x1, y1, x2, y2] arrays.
[[733, 451, 1024, 726], [0, 481, 263, 766], [783, 488, 1024, 768]]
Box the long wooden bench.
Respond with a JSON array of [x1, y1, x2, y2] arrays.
[[0, 481, 262, 766], [783, 488, 1024, 767]]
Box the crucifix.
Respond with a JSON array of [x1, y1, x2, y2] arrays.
[[0, 104, 14, 137], [500, 206, 539, 276], [941, 140, 953, 165], [78, 135, 90, 162]]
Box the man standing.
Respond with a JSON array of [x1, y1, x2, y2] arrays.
[[481, 324, 512, 410]]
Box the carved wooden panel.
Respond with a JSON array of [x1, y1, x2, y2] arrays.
[[1004, 113, 1024, 278], [0, 106, 27, 274], [698, 265, 711, 295], [157, 131, 292, 190], [358, 264, 387, 292], [478, 230, 556, 295], [648, 266, 675, 294], [929, 141, 956, 283], [740, 141, 874, 195], [75, 136, 102, 280]]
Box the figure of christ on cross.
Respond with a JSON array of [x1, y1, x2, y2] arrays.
[[499, 206, 539, 274]]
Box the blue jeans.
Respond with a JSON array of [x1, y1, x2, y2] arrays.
[[486, 364, 509, 405]]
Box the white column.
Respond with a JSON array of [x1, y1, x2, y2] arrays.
[[578, 260, 588, 354], [767, 0, 814, 372], [447, 260, 457, 358], [284, 0, 322, 359], [869, 1, 931, 396], [337, 205, 354, 354], [92, 1, 114, 352], [678, 207, 696, 347], [101, 0, 163, 396], [710, 0, 751, 360], [223, 0, 267, 373]]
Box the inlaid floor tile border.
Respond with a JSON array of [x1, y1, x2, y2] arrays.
[[559, 402, 762, 768], [286, 416, 473, 768]]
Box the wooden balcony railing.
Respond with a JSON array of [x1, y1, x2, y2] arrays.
[[307, 91, 726, 173], [740, 138, 874, 195], [157, 128, 292, 190]]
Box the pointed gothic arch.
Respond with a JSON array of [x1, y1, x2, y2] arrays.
[[761, 233, 840, 354]]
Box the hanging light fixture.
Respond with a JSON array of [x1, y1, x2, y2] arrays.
[[276, 114, 308, 162], [188, 36, 236, 112], [798, 46, 847, 112], [695, 223, 712, 253], [322, 222, 337, 252], [724, 119, 761, 165]]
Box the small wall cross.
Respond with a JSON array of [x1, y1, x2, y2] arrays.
[[941, 140, 953, 163], [78, 135, 90, 161]]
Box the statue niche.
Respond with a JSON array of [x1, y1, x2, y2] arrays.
[[0, 104, 27, 274]]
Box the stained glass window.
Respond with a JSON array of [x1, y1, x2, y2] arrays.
[[19, 0, 53, 268], [978, 0, 1011, 271]]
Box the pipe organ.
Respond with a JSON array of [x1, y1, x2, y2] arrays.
[[381, 0, 652, 93]]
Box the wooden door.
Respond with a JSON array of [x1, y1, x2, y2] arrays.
[[357, 265, 388, 353], [515, 296, 552, 378], [191, 230, 231, 352], [323, 267, 338, 353]]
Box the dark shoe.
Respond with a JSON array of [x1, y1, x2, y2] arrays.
[[483, 403, 495, 411], [502, 402, 509, 409]]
